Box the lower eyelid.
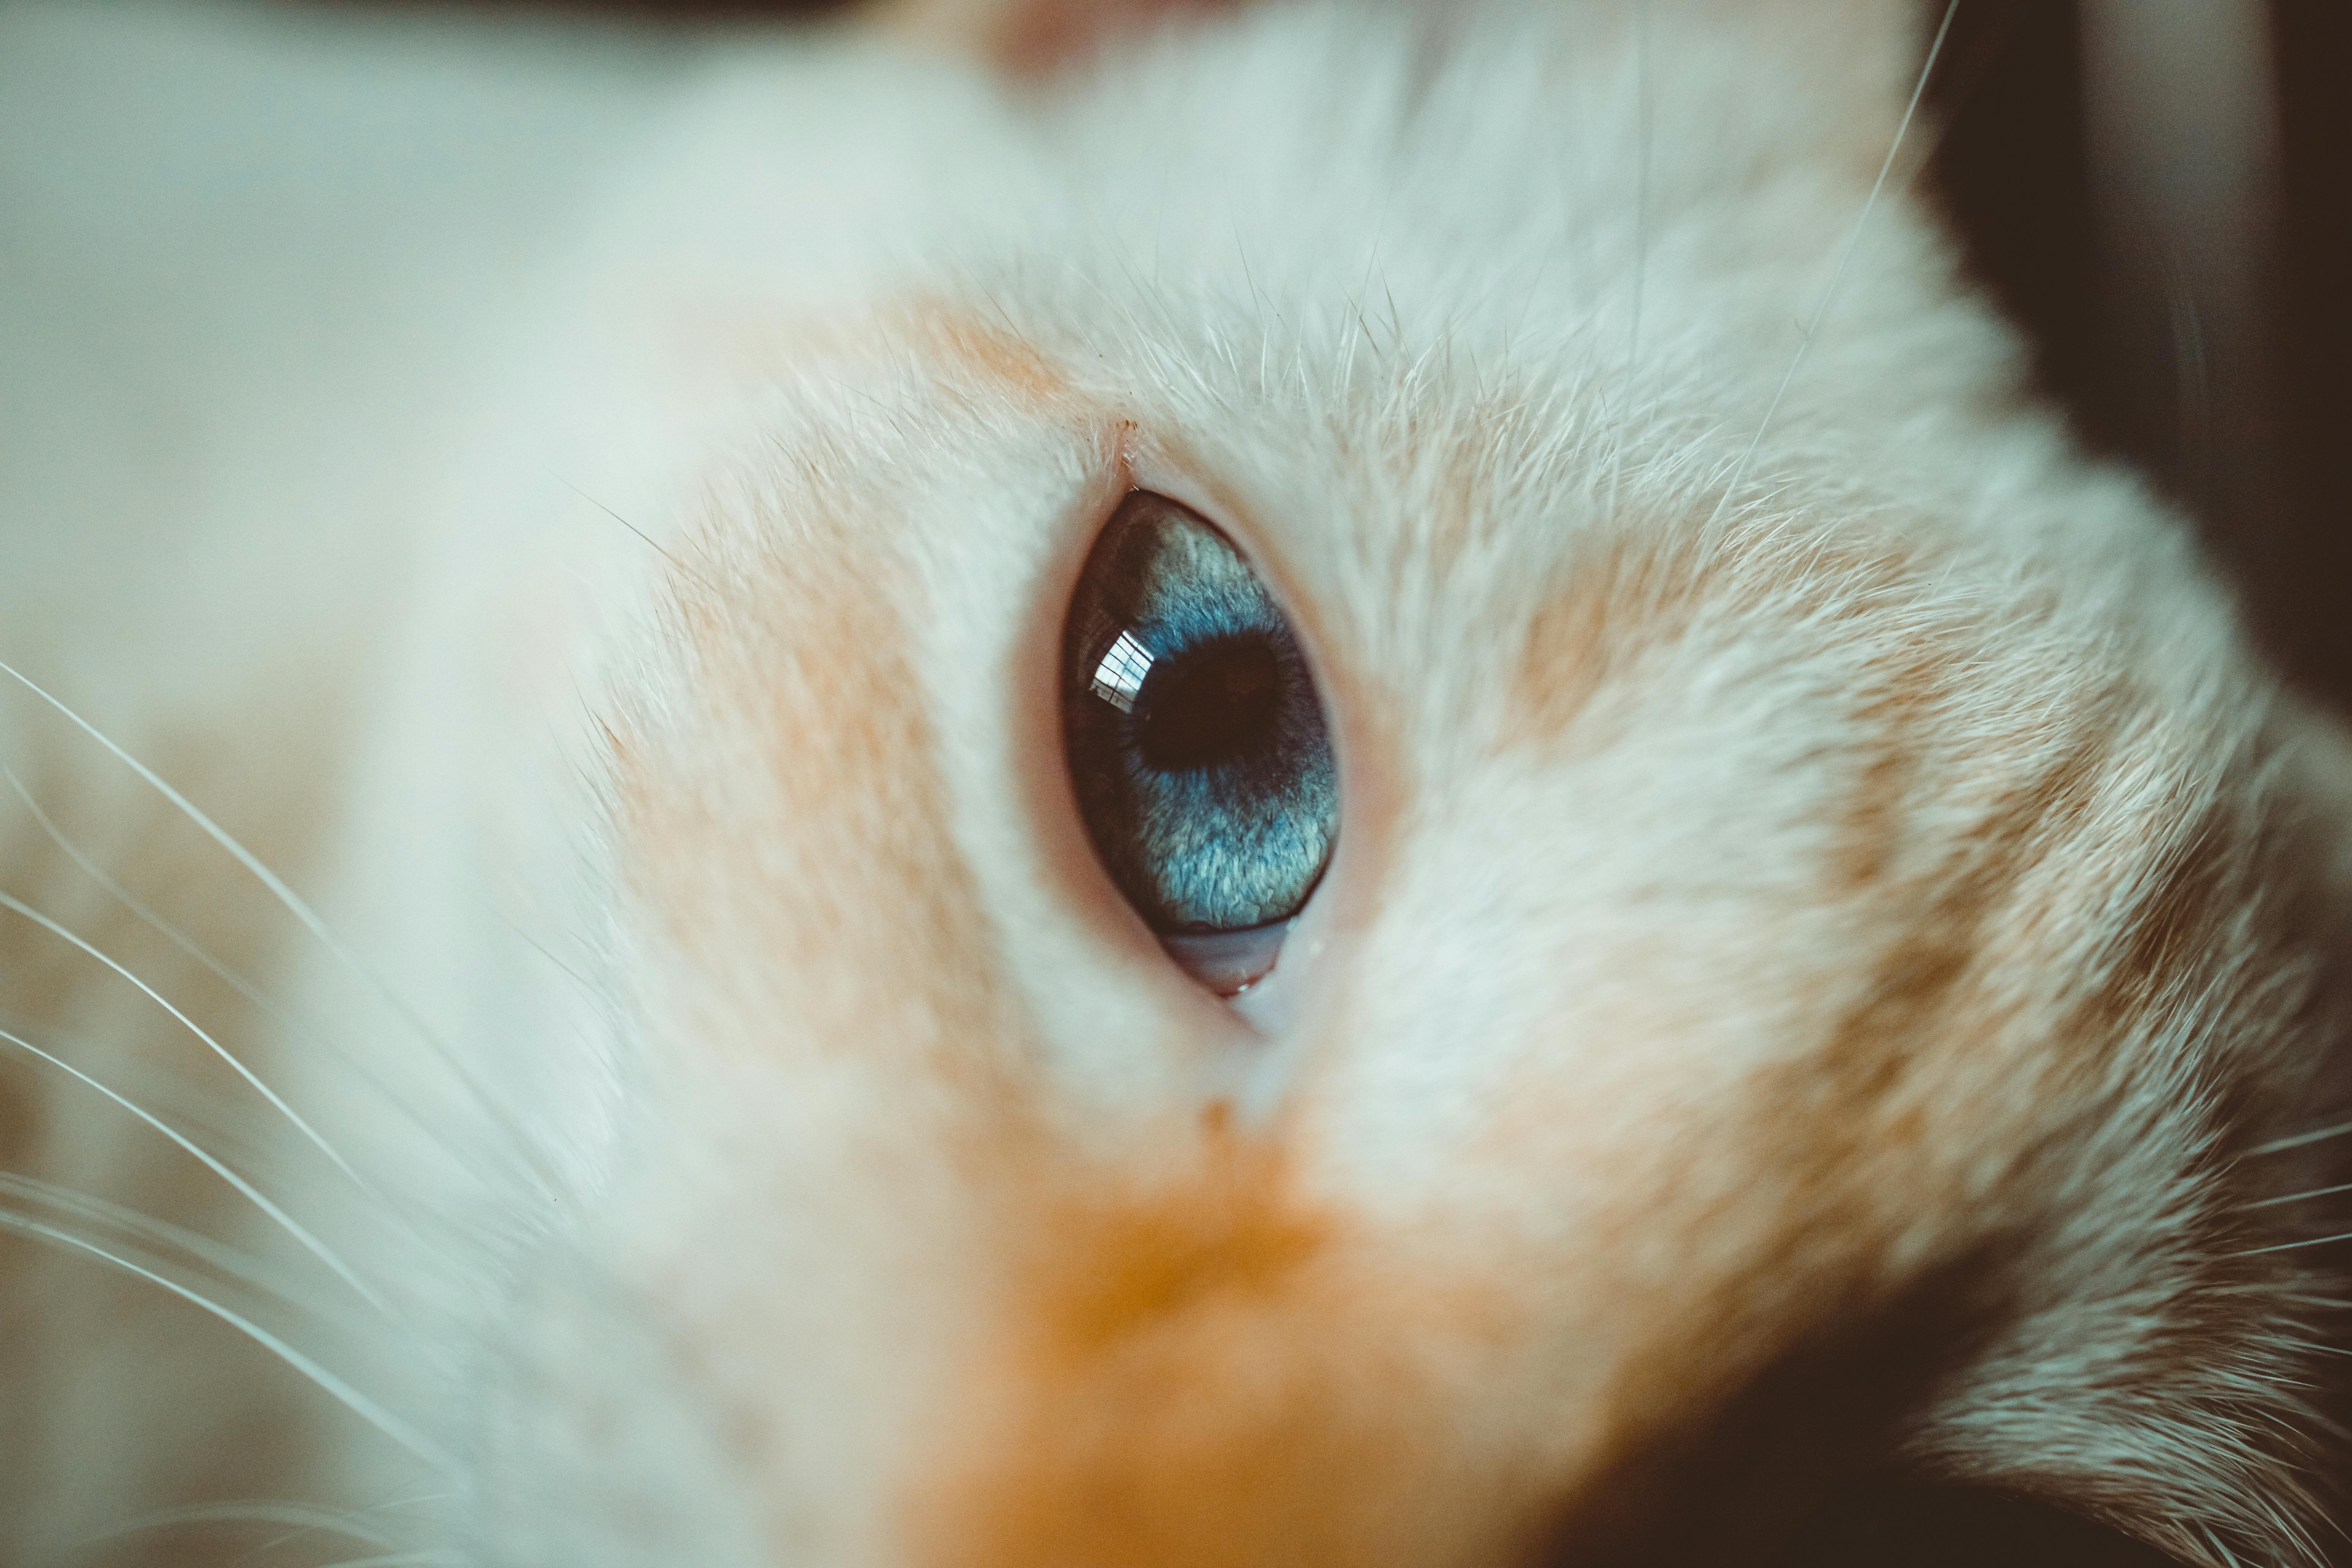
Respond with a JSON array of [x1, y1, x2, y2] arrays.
[[1159, 921, 1291, 998]]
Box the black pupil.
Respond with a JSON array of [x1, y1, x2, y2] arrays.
[[1135, 636, 1280, 772]]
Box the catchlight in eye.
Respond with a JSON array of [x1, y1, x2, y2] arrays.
[[1060, 491, 1336, 996]]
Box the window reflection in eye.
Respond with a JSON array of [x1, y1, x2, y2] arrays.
[[1088, 629, 1154, 714], [1060, 491, 1337, 967]]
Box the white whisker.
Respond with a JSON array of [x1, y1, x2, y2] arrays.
[[1701, 0, 1960, 532], [0, 659, 340, 954], [0, 660, 551, 1189], [250, 1493, 459, 1559], [0, 1170, 346, 1319], [74, 1498, 402, 1551], [2, 763, 481, 1185], [2240, 1181, 2352, 1213], [2248, 1120, 2352, 1158], [0, 888, 365, 1189], [2231, 1229, 2352, 1259], [0, 1208, 446, 1465], [5, 761, 294, 1031], [0, 1026, 397, 1317]]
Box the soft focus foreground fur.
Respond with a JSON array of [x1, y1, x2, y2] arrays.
[[3, 1, 2350, 1565]]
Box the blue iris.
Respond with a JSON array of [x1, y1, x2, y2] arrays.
[[1062, 493, 1337, 933]]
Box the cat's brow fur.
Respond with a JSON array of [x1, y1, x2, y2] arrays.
[[3, 2, 2349, 1566]]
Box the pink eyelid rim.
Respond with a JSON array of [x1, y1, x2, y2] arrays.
[[1158, 921, 1291, 999]]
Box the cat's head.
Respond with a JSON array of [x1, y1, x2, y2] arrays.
[[453, 3, 2352, 1563]]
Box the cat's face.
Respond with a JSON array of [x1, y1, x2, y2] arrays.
[[452, 6, 2344, 1566]]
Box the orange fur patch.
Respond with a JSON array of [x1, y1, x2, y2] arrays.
[[1508, 531, 1711, 747], [897, 302, 1070, 410], [909, 1113, 1548, 1568]]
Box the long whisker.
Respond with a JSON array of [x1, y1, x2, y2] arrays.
[[250, 1493, 458, 1559], [1, 764, 484, 1187], [0, 1027, 397, 1317], [0, 889, 364, 1189], [2230, 1229, 2352, 1260], [1701, 0, 1960, 532], [5, 762, 295, 1036], [0, 660, 551, 1188], [72, 1499, 401, 1551], [2240, 1181, 2352, 1213], [0, 1170, 351, 1320], [2248, 1120, 2352, 1158], [0, 1209, 446, 1465], [0, 660, 347, 963]]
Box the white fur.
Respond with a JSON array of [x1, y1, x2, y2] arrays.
[[4, 2, 2347, 1565]]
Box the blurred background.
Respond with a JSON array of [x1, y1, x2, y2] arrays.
[[1920, 0, 2349, 717], [289, 0, 2347, 712]]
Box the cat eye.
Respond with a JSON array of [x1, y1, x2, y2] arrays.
[[1060, 491, 1337, 992]]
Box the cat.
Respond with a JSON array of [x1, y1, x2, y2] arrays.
[[3, 0, 2349, 1564]]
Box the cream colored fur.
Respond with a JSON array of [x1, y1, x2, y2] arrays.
[[3, 2, 2349, 1565]]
